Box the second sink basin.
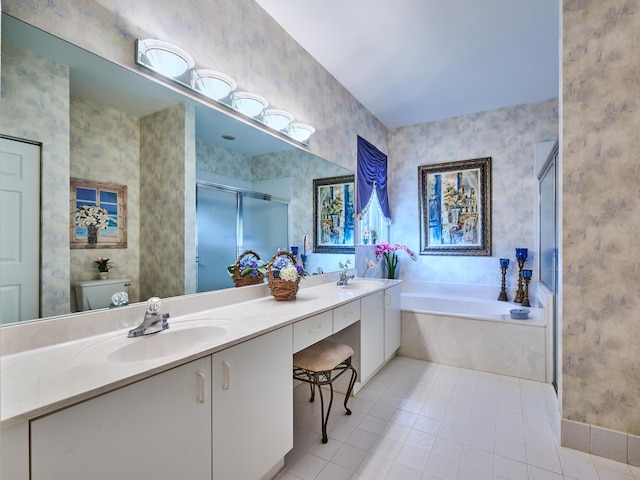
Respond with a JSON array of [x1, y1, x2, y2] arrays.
[[76, 319, 240, 364]]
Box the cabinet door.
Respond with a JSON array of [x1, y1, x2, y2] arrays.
[[360, 291, 385, 382], [31, 357, 212, 480], [384, 284, 402, 361], [212, 326, 293, 480]]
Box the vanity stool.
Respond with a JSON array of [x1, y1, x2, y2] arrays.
[[293, 340, 358, 443]]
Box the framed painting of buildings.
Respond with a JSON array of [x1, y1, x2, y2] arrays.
[[418, 157, 491, 256]]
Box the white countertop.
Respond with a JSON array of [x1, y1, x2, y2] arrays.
[[1, 278, 399, 428]]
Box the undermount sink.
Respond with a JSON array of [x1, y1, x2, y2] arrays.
[[337, 280, 384, 290], [76, 319, 239, 364]]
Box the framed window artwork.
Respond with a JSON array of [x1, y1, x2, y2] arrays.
[[70, 178, 127, 249]]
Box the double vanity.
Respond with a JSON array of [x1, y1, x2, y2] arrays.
[[1, 276, 401, 480]]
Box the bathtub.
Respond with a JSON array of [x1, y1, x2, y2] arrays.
[[399, 282, 550, 382]]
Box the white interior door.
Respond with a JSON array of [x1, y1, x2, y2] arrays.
[[0, 138, 41, 324]]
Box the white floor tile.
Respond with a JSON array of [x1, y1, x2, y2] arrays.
[[285, 357, 637, 480]]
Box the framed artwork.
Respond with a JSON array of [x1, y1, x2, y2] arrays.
[[313, 175, 355, 253], [418, 157, 491, 256], [70, 178, 127, 249]]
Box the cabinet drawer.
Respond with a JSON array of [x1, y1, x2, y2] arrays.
[[333, 300, 360, 333], [293, 311, 332, 353]]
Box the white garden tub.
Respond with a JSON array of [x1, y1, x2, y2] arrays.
[[398, 281, 550, 382]]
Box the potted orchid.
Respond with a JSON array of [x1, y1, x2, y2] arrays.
[[375, 242, 417, 279], [76, 205, 109, 244]]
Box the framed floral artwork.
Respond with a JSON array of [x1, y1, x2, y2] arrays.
[[70, 178, 127, 249], [313, 175, 355, 253], [418, 157, 491, 256]]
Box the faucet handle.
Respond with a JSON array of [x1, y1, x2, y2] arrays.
[[146, 297, 162, 315]]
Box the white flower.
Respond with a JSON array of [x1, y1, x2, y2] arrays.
[[279, 265, 299, 282], [76, 205, 110, 229], [366, 259, 377, 269]]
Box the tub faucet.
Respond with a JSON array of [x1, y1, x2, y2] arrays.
[[128, 297, 170, 337], [337, 270, 355, 286]]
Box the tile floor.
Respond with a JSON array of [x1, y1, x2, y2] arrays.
[[276, 356, 640, 480]]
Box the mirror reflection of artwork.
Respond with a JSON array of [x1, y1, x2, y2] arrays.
[[418, 158, 491, 256], [70, 178, 127, 248], [313, 175, 355, 253]]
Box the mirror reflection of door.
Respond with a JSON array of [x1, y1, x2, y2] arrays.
[[0, 137, 41, 323]]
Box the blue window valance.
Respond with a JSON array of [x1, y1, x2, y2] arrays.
[[356, 136, 392, 224]]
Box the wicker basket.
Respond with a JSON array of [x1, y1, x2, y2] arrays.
[[267, 251, 300, 301], [232, 250, 265, 287]]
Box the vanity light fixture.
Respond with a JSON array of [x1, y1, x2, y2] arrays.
[[262, 109, 294, 132], [232, 91, 269, 118], [192, 69, 237, 102], [136, 39, 195, 78], [287, 123, 316, 143]]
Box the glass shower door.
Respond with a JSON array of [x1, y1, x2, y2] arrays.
[[242, 194, 289, 260], [196, 185, 238, 291]]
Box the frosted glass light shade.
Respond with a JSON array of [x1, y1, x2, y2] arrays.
[[192, 69, 237, 100], [288, 123, 315, 142], [137, 39, 195, 78], [232, 92, 269, 117], [262, 109, 294, 131]]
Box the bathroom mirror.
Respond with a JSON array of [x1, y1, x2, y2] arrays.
[[0, 14, 354, 325]]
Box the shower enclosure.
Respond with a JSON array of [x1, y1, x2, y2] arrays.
[[196, 182, 289, 292]]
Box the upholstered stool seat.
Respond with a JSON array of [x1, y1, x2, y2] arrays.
[[293, 340, 358, 443]]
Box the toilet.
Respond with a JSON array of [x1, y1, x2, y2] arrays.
[[74, 278, 131, 311]]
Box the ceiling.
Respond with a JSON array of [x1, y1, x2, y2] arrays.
[[255, 0, 560, 129]]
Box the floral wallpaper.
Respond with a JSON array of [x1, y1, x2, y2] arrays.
[[0, 42, 71, 317], [140, 103, 196, 301], [562, 0, 640, 436], [388, 100, 558, 288], [69, 97, 141, 309]]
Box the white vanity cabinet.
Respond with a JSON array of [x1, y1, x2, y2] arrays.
[[30, 356, 212, 480], [359, 285, 402, 383], [384, 283, 402, 361], [360, 290, 385, 383], [212, 325, 293, 480]]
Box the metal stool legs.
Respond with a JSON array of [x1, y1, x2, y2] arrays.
[[295, 357, 358, 443]]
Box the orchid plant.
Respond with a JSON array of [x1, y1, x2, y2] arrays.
[[375, 242, 417, 279]]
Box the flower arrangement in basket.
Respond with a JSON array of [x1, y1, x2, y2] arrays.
[[227, 250, 266, 287], [267, 251, 306, 301]]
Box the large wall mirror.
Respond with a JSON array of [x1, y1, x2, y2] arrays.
[[0, 14, 353, 326]]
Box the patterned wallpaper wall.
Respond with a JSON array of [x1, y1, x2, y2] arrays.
[[388, 100, 559, 288], [0, 42, 71, 317], [140, 103, 197, 300], [562, 1, 640, 435], [69, 97, 141, 308]]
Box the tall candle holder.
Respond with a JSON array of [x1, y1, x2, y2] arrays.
[[521, 269, 532, 307], [514, 248, 528, 303], [498, 258, 509, 301]]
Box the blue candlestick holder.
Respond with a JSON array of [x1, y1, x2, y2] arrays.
[[521, 269, 532, 307], [498, 258, 509, 301]]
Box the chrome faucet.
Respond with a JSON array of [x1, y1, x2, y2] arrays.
[[337, 270, 355, 286], [128, 297, 170, 338]]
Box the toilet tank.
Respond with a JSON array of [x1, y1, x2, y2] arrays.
[[74, 278, 131, 311]]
